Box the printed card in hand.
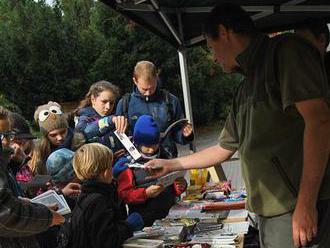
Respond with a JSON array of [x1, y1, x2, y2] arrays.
[[114, 131, 142, 161], [31, 190, 71, 215]]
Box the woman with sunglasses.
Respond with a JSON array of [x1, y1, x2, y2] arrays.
[[6, 112, 36, 192]]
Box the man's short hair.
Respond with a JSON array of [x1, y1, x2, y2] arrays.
[[73, 143, 113, 180], [133, 60, 158, 80], [204, 3, 257, 39], [296, 18, 330, 48]]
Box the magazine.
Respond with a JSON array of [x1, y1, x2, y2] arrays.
[[156, 170, 186, 187], [160, 118, 188, 139], [139, 170, 186, 188], [31, 190, 71, 215]]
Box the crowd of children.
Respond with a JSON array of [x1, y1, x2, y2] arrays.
[[0, 60, 192, 248]]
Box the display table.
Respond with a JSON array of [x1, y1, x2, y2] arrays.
[[124, 183, 249, 247]]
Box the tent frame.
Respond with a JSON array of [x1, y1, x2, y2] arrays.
[[107, 0, 330, 151]]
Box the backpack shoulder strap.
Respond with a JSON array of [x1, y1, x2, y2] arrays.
[[161, 89, 174, 123], [121, 93, 131, 119]]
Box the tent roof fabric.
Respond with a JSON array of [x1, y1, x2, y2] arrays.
[[102, 0, 330, 48]]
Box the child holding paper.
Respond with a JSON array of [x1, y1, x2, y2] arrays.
[[74, 80, 126, 154], [113, 115, 187, 226], [68, 143, 144, 248]]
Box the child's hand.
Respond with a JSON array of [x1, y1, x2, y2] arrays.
[[112, 157, 130, 178], [182, 123, 193, 137], [126, 212, 144, 231], [50, 210, 65, 227], [146, 185, 164, 198], [111, 116, 127, 133], [173, 177, 187, 196], [62, 182, 81, 196], [46, 180, 55, 190]]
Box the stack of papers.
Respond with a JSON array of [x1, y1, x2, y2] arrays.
[[31, 190, 71, 215], [222, 221, 250, 234], [192, 229, 238, 246]]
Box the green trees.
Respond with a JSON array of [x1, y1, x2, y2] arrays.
[[0, 0, 240, 125]]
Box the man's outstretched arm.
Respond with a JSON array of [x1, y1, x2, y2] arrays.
[[145, 144, 235, 177]]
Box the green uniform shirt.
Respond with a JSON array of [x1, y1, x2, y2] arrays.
[[219, 33, 330, 217]]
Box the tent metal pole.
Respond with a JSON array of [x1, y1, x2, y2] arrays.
[[178, 49, 196, 152], [150, 0, 182, 45], [177, 10, 196, 152]]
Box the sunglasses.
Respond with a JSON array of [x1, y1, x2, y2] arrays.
[[0, 132, 16, 142]]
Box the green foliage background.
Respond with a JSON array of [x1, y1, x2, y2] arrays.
[[0, 0, 241, 126]]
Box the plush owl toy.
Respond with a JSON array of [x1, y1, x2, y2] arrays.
[[34, 101, 68, 135]]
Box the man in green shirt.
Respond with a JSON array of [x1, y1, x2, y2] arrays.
[[145, 3, 330, 248]]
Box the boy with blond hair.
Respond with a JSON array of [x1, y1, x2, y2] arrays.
[[67, 143, 143, 248]]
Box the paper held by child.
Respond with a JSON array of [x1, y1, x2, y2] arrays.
[[114, 130, 142, 161], [31, 190, 71, 215], [139, 170, 186, 188], [156, 171, 186, 187]]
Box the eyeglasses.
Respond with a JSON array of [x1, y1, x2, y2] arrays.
[[0, 132, 16, 142]]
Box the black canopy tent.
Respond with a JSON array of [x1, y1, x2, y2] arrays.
[[101, 0, 330, 138]]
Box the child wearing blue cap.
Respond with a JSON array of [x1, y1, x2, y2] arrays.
[[113, 115, 187, 226], [46, 148, 75, 186]]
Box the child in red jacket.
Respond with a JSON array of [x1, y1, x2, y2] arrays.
[[114, 115, 187, 226]]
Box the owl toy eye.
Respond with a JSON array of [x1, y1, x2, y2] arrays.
[[38, 110, 50, 122], [49, 106, 62, 115]]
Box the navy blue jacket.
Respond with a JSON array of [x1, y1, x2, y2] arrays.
[[116, 86, 193, 157], [75, 107, 122, 152]]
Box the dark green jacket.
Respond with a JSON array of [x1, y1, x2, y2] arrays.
[[219, 33, 330, 217]]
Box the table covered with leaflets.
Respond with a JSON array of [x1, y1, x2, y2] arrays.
[[123, 181, 249, 248]]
